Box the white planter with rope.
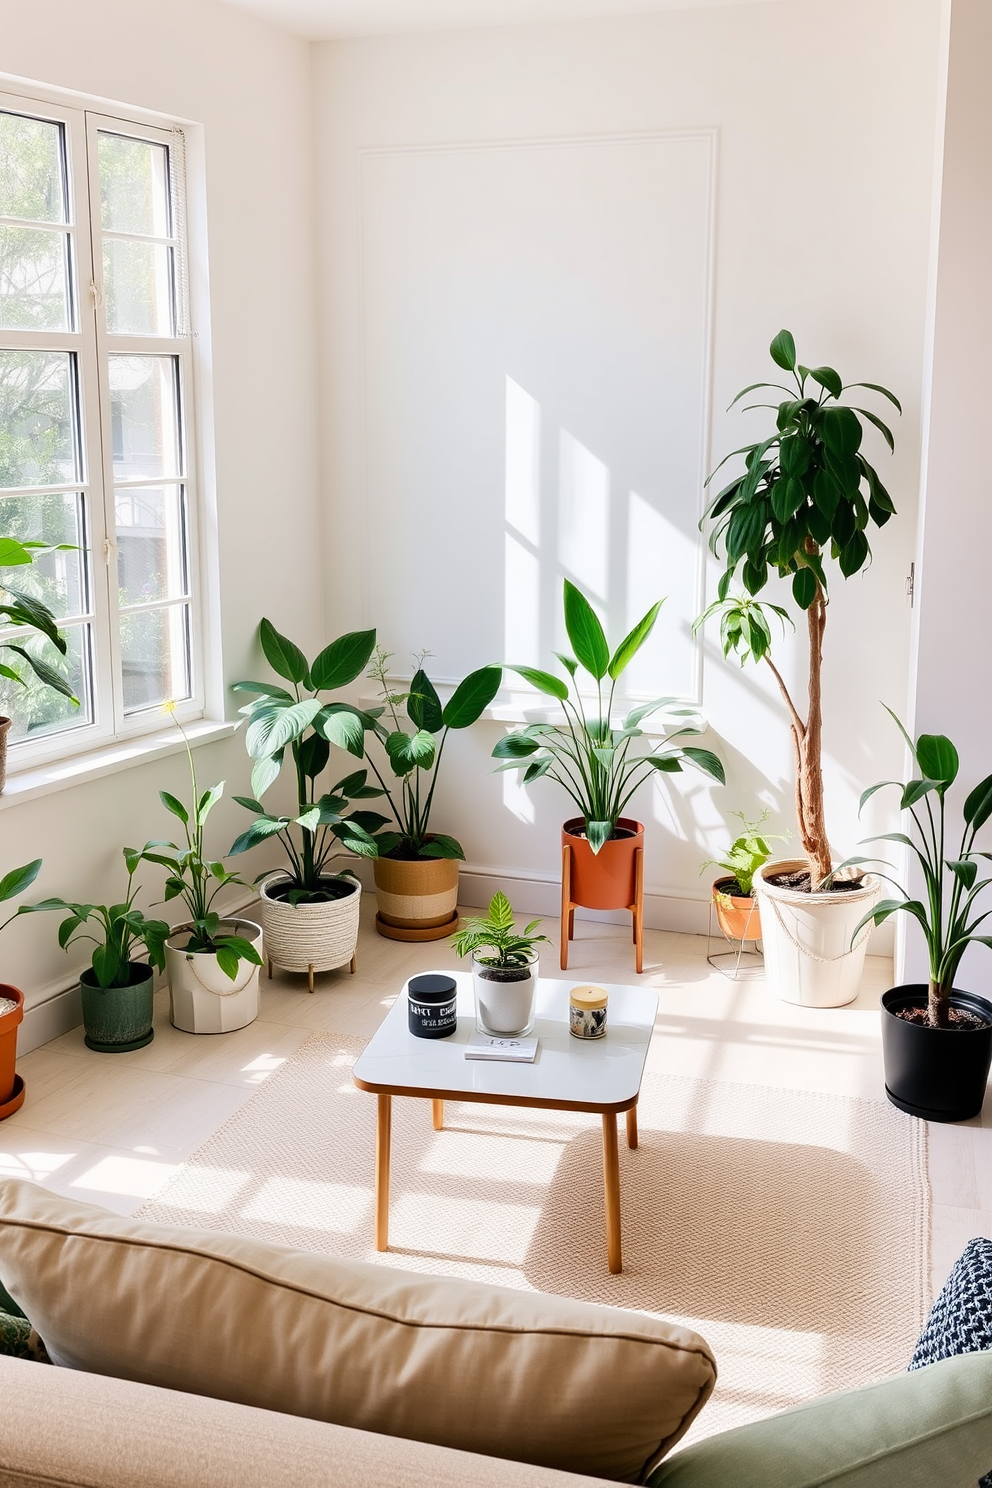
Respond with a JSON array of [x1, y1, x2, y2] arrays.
[[166, 918, 263, 1035], [755, 859, 880, 1008], [259, 872, 361, 992]]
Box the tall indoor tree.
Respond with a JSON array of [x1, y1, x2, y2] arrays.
[[696, 330, 901, 887]]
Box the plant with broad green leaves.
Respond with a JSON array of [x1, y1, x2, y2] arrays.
[[18, 850, 170, 988], [835, 712, 992, 1029], [136, 709, 262, 980], [694, 330, 900, 888], [361, 647, 503, 861], [702, 810, 787, 898], [0, 535, 78, 704], [228, 620, 392, 901], [492, 580, 725, 854], [451, 891, 551, 969]]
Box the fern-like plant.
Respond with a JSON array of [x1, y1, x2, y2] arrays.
[[451, 891, 551, 969]]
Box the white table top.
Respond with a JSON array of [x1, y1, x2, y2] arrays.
[[352, 972, 658, 1112]]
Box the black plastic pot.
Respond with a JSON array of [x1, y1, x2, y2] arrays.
[[881, 984, 992, 1122]]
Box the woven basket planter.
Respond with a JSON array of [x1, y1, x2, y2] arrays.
[[259, 873, 361, 990]]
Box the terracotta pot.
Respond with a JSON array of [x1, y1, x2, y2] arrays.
[[562, 817, 644, 910], [0, 983, 25, 1117], [712, 877, 762, 942], [373, 853, 459, 940]]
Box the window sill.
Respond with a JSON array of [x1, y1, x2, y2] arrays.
[[0, 719, 238, 809]]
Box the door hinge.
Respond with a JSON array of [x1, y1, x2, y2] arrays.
[[906, 562, 915, 607]]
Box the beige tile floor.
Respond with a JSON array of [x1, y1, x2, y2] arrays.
[[4, 893, 989, 1295]]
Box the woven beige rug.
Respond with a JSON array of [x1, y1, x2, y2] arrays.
[[139, 1032, 930, 1446]]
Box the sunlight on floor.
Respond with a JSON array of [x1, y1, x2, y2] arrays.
[[70, 1154, 182, 1198], [242, 1175, 372, 1233]]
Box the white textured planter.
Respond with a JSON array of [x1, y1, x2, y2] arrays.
[[166, 918, 263, 1035], [755, 858, 881, 1009], [259, 872, 361, 991]]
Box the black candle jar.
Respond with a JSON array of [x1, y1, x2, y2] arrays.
[[407, 973, 458, 1039]]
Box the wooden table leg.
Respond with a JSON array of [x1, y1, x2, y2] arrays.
[[632, 846, 644, 975], [625, 1101, 638, 1150], [560, 844, 571, 970], [432, 1098, 444, 1130], [375, 1094, 391, 1251], [602, 1112, 622, 1274]]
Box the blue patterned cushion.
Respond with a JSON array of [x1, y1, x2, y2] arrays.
[[909, 1237, 992, 1487]]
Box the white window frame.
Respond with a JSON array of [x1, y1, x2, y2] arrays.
[[0, 86, 206, 771]]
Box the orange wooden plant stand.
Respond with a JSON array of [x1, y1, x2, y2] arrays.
[[560, 841, 644, 974]]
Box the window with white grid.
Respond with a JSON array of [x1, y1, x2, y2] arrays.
[[0, 89, 201, 762]]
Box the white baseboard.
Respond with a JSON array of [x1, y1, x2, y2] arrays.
[[18, 889, 262, 1056], [348, 858, 893, 953]]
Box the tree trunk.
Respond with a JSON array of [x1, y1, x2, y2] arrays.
[[796, 587, 831, 886], [928, 978, 949, 1028]]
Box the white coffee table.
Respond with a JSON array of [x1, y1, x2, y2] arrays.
[[352, 973, 658, 1273]]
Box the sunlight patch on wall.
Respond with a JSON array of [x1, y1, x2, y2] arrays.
[[558, 429, 608, 603]]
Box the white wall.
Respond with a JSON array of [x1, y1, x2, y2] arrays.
[[313, 0, 941, 928], [0, 0, 324, 1034], [906, 0, 992, 987]]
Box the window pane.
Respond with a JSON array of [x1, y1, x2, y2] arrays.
[[98, 134, 170, 238], [0, 351, 76, 488], [0, 622, 90, 743], [116, 484, 187, 607], [109, 356, 181, 479], [103, 238, 172, 335], [121, 603, 190, 714], [0, 491, 86, 617], [0, 224, 70, 330], [0, 113, 65, 223]]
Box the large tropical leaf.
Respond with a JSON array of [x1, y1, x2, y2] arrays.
[[769, 329, 797, 371], [258, 618, 310, 687], [385, 729, 436, 776], [0, 859, 42, 903], [964, 773, 992, 831], [251, 751, 284, 800], [420, 833, 466, 860], [680, 746, 726, 783], [228, 816, 290, 856], [310, 629, 376, 691], [607, 601, 662, 681], [441, 666, 502, 729], [407, 669, 444, 732], [507, 665, 568, 701], [563, 580, 609, 679], [319, 704, 365, 758], [916, 733, 959, 788], [247, 698, 323, 760]]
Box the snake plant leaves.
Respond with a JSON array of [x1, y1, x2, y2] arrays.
[[259, 618, 311, 688], [441, 665, 502, 729], [964, 773, 992, 830], [916, 733, 959, 789], [407, 669, 444, 733], [309, 629, 376, 691], [508, 665, 569, 701], [563, 579, 609, 679]]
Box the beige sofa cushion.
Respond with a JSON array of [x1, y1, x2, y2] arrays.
[[0, 1181, 715, 1484], [0, 1354, 612, 1488]]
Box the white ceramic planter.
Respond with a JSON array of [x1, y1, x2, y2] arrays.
[[755, 858, 880, 1008], [472, 949, 538, 1036], [259, 872, 361, 990], [166, 918, 263, 1034]]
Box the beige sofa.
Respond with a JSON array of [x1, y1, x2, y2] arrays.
[[0, 1180, 989, 1488]]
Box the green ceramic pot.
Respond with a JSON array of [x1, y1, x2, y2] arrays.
[[79, 962, 155, 1052]]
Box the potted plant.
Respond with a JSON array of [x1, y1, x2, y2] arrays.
[[452, 891, 551, 1037], [360, 648, 502, 942], [139, 707, 263, 1034], [230, 620, 388, 987], [19, 851, 169, 1052], [839, 715, 992, 1122], [493, 580, 724, 972], [0, 533, 79, 789], [0, 859, 46, 1116], [696, 329, 901, 1007], [702, 811, 786, 944]]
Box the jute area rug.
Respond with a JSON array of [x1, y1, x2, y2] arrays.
[[139, 1033, 930, 1446]]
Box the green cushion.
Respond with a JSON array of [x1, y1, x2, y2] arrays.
[[647, 1352, 992, 1488], [0, 1310, 49, 1362]]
